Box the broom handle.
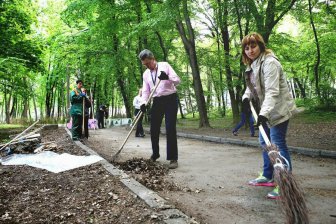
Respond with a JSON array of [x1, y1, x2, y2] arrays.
[[0, 119, 40, 151], [114, 79, 161, 156], [249, 101, 271, 146]]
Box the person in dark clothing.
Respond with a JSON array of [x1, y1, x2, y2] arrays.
[[97, 105, 107, 129], [133, 88, 145, 137], [81, 88, 92, 138], [70, 80, 86, 141], [232, 98, 255, 137], [138, 49, 181, 169]]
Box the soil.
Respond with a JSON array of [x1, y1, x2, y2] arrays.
[[0, 128, 163, 224], [0, 121, 335, 224]]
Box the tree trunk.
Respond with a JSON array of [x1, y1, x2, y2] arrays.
[[217, 38, 226, 117], [206, 68, 212, 111], [247, 0, 297, 43], [186, 65, 195, 118], [217, 0, 240, 122], [32, 87, 38, 121], [175, 0, 210, 128], [10, 96, 16, 118], [4, 85, 11, 124], [177, 96, 185, 119], [66, 64, 70, 120], [294, 78, 306, 98], [112, 32, 131, 118], [308, 0, 321, 98]]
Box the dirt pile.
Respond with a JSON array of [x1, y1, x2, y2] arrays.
[[115, 158, 180, 192]]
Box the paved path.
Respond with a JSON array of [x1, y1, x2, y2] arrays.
[[87, 127, 336, 224]]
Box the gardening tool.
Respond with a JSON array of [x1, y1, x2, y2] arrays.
[[82, 96, 85, 136], [250, 102, 309, 224], [0, 119, 40, 151], [111, 79, 161, 161]]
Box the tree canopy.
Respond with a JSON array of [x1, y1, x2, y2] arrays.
[[0, 0, 335, 125]]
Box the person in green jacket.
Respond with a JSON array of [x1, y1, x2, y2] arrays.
[[70, 80, 86, 141]]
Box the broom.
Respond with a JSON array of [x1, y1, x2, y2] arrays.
[[111, 79, 162, 161], [249, 102, 309, 224]]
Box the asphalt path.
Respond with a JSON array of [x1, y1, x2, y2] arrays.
[[87, 127, 336, 224]]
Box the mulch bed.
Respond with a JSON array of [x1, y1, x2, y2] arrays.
[[0, 128, 163, 224]]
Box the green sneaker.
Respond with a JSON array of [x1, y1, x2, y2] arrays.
[[267, 186, 280, 199], [248, 172, 276, 187]]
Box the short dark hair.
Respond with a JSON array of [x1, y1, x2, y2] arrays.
[[76, 80, 83, 84], [138, 49, 154, 60]]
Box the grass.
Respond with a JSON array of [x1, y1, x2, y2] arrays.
[[291, 110, 336, 124], [0, 124, 25, 130], [175, 108, 336, 129], [177, 116, 233, 129]]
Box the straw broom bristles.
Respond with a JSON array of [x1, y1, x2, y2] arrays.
[[267, 145, 309, 224], [250, 102, 309, 224]]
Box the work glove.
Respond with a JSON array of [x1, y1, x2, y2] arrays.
[[80, 92, 86, 97], [158, 71, 169, 80], [140, 104, 146, 113], [257, 115, 268, 127]]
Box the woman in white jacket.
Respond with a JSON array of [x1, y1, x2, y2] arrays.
[[241, 33, 297, 199]]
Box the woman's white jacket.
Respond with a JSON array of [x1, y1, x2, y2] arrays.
[[242, 52, 297, 127]]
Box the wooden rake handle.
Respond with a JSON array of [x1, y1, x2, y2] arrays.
[[249, 101, 271, 146], [112, 79, 162, 159]]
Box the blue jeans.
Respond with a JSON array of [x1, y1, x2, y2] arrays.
[[233, 112, 255, 136], [259, 120, 292, 179]]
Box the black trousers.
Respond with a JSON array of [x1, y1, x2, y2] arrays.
[[134, 109, 144, 136], [98, 117, 104, 128], [84, 115, 89, 138], [150, 93, 178, 160]]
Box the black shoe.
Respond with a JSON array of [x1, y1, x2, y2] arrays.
[[169, 160, 178, 169], [150, 154, 160, 162]]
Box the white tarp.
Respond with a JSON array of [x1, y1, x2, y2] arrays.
[[0, 151, 103, 173]]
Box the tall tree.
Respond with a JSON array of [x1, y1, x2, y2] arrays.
[[308, 0, 321, 98], [174, 0, 210, 127], [247, 0, 298, 43]]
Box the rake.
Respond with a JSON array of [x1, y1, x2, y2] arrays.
[[111, 79, 161, 161], [250, 102, 309, 224]]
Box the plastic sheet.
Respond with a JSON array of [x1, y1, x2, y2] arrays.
[[0, 151, 103, 173]]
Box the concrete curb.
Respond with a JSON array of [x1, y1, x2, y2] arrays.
[[63, 127, 197, 224], [150, 128, 336, 159]]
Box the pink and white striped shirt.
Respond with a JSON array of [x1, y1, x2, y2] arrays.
[[141, 62, 180, 102]]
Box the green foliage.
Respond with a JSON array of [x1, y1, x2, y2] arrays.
[[295, 97, 336, 112], [292, 110, 336, 124], [0, 0, 43, 70], [1, 0, 335, 125], [0, 124, 24, 129]]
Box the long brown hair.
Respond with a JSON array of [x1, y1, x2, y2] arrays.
[[241, 33, 272, 65]]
